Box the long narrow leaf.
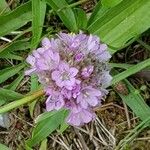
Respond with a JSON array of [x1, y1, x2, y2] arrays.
[[101, 0, 123, 8], [74, 8, 87, 30], [0, 88, 23, 106], [0, 1, 32, 36], [0, 143, 10, 150], [114, 80, 150, 121], [0, 63, 25, 84], [46, 0, 78, 32], [27, 109, 66, 147], [88, 0, 150, 52], [0, 89, 44, 114], [111, 58, 150, 85], [31, 0, 46, 49], [6, 73, 24, 90], [29, 75, 39, 118], [0, 0, 10, 14], [0, 39, 30, 54], [39, 139, 47, 150], [0, 53, 23, 60], [88, 1, 110, 26]]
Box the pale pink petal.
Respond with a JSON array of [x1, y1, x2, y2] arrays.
[[46, 96, 55, 111], [70, 67, 78, 77], [65, 78, 75, 86], [87, 96, 99, 107], [81, 110, 93, 123], [67, 113, 81, 126], [80, 98, 88, 109], [25, 68, 36, 75], [56, 80, 64, 87], [51, 71, 60, 81], [26, 55, 35, 66], [42, 37, 51, 47]]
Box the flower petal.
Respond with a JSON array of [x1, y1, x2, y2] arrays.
[[51, 71, 60, 81], [70, 67, 78, 77]]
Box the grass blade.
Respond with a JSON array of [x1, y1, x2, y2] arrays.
[[101, 0, 123, 8], [29, 75, 39, 118], [6, 73, 24, 91], [0, 0, 10, 14], [0, 63, 25, 84], [88, 0, 150, 52], [0, 89, 44, 114], [0, 143, 10, 150], [46, 0, 78, 32], [0, 39, 30, 54], [39, 139, 47, 150], [74, 8, 87, 30], [31, 0, 46, 49], [27, 109, 66, 147], [114, 79, 150, 121], [0, 88, 23, 106], [111, 58, 150, 85], [0, 53, 23, 60], [0, 1, 32, 36]]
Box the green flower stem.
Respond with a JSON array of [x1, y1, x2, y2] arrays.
[[109, 63, 133, 69], [111, 58, 150, 85], [0, 89, 45, 114]]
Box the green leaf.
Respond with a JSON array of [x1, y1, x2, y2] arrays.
[[74, 8, 87, 30], [0, 89, 44, 114], [101, 0, 123, 8], [6, 73, 24, 91], [0, 1, 32, 36], [46, 0, 78, 32], [31, 0, 46, 49], [0, 52, 23, 60], [111, 58, 150, 85], [35, 110, 59, 123], [27, 109, 66, 147], [109, 63, 133, 69], [88, 1, 110, 26], [59, 121, 69, 133], [58, 109, 69, 133], [0, 99, 5, 106], [0, 63, 25, 84], [0, 88, 23, 106], [0, 0, 10, 14], [88, 0, 150, 52], [25, 142, 33, 150], [29, 75, 39, 118], [114, 80, 150, 121], [0, 39, 30, 54], [0, 143, 11, 150], [39, 139, 47, 150]]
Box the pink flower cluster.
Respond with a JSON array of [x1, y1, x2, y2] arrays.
[[25, 32, 112, 126]]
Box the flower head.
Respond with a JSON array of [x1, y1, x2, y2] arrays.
[[25, 32, 112, 126]]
